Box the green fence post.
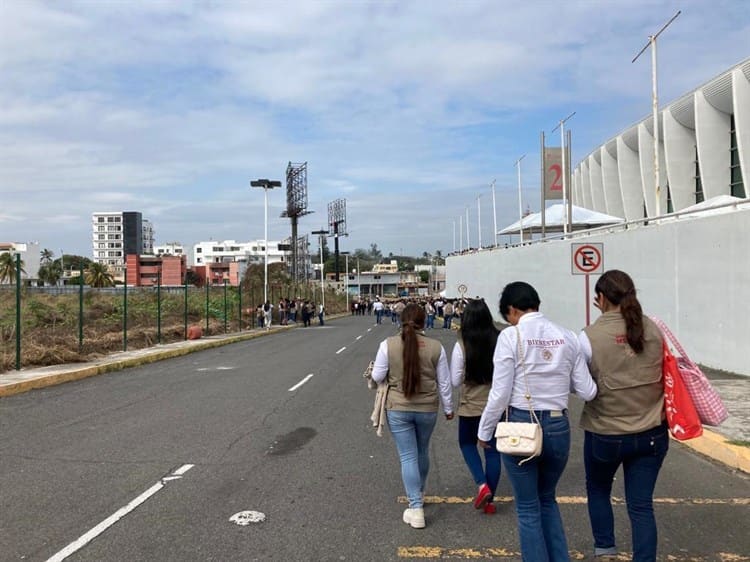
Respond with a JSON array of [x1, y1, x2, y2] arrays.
[[205, 279, 209, 333], [123, 269, 128, 351], [238, 280, 242, 332], [223, 279, 228, 333], [157, 270, 162, 344], [15, 253, 21, 370], [79, 260, 83, 353], [184, 280, 188, 340]]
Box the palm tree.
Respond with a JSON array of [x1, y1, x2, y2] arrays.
[[85, 262, 115, 288], [38, 262, 62, 286], [0, 252, 25, 284], [40, 248, 54, 265]]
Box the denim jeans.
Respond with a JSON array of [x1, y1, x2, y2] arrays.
[[502, 406, 571, 562], [386, 410, 438, 508], [426, 314, 435, 329], [443, 315, 453, 329], [584, 422, 669, 562], [459, 416, 501, 499], [376, 310, 383, 324]]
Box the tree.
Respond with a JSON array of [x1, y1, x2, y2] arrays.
[[38, 262, 62, 286], [40, 248, 54, 265], [85, 262, 115, 288], [0, 252, 25, 284]]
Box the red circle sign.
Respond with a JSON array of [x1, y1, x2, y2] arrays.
[[573, 245, 601, 273]]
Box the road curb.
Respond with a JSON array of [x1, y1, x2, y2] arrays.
[[679, 429, 750, 474]]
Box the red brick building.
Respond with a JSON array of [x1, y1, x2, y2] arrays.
[[125, 254, 186, 286]]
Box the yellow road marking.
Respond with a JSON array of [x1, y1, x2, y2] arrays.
[[398, 547, 749, 560], [398, 495, 750, 506]]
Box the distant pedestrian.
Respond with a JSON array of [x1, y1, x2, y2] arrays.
[[450, 298, 502, 515], [263, 300, 272, 329], [425, 300, 436, 329], [578, 270, 667, 561], [318, 303, 325, 326], [443, 301, 454, 330], [256, 304, 265, 328], [373, 298, 384, 324], [370, 303, 454, 529]]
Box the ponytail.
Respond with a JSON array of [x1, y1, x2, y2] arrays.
[[595, 270, 645, 353], [400, 303, 426, 398]]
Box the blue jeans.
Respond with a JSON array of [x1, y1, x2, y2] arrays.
[[502, 407, 571, 562], [386, 410, 438, 508], [584, 422, 669, 562], [443, 314, 453, 329], [459, 416, 501, 498], [376, 310, 383, 324], [426, 314, 435, 329]]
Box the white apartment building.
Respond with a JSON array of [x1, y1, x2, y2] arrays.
[[155, 242, 185, 257], [192, 239, 289, 267], [92, 211, 154, 278]]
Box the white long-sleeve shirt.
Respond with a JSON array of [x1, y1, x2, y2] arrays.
[[450, 342, 466, 388], [372, 337, 453, 415], [478, 312, 597, 441]]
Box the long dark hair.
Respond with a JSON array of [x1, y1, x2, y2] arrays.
[[460, 299, 499, 385], [595, 269, 645, 353], [400, 303, 426, 398]]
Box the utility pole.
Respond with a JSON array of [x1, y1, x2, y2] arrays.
[[515, 155, 526, 242], [552, 111, 576, 236]]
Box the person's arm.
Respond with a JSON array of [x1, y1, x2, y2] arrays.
[[435, 346, 454, 418], [371, 340, 389, 384], [572, 333, 597, 400], [449, 343, 464, 388], [478, 330, 515, 443]]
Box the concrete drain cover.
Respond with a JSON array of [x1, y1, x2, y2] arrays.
[[230, 510, 266, 526]]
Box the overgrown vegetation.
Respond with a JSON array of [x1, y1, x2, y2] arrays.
[[0, 263, 347, 373]]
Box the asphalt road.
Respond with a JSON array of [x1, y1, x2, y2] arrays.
[[1, 315, 748, 561]]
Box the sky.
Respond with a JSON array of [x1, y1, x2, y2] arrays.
[[1, 1, 748, 261]]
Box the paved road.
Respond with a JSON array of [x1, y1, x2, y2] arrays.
[[1, 316, 748, 561]]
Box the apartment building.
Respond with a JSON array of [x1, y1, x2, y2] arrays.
[[0, 241, 41, 281], [154, 242, 185, 257], [192, 239, 288, 267], [125, 254, 186, 286], [92, 211, 155, 279]]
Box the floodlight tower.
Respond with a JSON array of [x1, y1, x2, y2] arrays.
[[327, 198, 347, 282], [282, 162, 312, 282]]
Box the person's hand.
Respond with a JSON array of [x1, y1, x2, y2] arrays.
[[477, 439, 490, 449], [445, 412, 454, 421]]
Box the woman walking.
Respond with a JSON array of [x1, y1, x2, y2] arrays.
[[450, 299, 502, 515], [478, 281, 597, 561], [578, 270, 667, 561], [371, 303, 454, 529]]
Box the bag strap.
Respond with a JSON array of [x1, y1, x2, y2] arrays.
[[505, 325, 541, 426], [650, 316, 695, 365]]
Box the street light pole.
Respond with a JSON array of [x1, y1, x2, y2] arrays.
[[341, 251, 350, 313], [251, 178, 282, 304], [515, 155, 526, 243], [477, 195, 482, 249], [552, 111, 576, 236], [312, 229, 329, 309], [632, 10, 680, 218], [491, 179, 497, 247]]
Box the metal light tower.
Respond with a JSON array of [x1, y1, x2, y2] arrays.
[[312, 228, 329, 308], [282, 162, 312, 282], [632, 10, 680, 218], [251, 178, 282, 304], [327, 199, 347, 282], [491, 179, 497, 247]]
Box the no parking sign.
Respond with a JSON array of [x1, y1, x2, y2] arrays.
[[571, 243, 603, 275]]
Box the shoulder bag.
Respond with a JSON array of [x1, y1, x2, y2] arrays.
[[494, 326, 543, 465], [651, 317, 728, 426]]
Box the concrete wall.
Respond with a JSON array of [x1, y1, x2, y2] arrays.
[[446, 206, 750, 375]]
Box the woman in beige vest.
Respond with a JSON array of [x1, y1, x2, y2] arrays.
[[370, 303, 454, 529], [578, 270, 667, 561], [450, 298, 502, 514]]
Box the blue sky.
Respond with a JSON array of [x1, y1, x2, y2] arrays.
[[1, 1, 748, 260]]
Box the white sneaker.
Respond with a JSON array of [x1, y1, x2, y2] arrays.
[[402, 507, 425, 529]]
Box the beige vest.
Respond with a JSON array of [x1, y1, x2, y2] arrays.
[[385, 334, 442, 412], [456, 338, 491, 417], [580, 312, 664, 434]]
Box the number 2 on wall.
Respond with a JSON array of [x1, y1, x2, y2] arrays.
[[549, 164, 562, 191]]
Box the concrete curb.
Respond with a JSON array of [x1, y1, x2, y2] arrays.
[[679, 429, 750, 474]]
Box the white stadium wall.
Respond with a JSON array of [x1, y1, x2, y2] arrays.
[[451, 59, 750, 375], [446, 206, 750, 376]]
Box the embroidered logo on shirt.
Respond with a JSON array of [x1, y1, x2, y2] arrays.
[[541, 349, 553, 361]]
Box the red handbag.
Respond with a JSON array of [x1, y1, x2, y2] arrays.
[[662, 341, 703, 441]]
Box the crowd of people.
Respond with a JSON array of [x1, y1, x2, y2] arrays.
[[371, 270, 668, 562], [253, 298, 325, 329]]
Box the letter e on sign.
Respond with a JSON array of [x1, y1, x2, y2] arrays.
[[571, 243, 603, 275]]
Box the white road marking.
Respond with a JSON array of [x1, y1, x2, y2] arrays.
[[356, 336, 363, 341], [336, 347, 346, 354], [288, 374, 314, 391], [367, 328, 372, 332], [230, 510, 266, 525], [46, 464, 194, 562]]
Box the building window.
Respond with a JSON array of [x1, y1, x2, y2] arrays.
[[730, 115, 745, 198], [98, 217, 105, 222], [196, 248, 202, 253]]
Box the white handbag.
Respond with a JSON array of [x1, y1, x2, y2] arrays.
[[495, 326, 543, 465]]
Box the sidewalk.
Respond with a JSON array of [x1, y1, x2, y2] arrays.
[[1, 323, 748, 474]]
